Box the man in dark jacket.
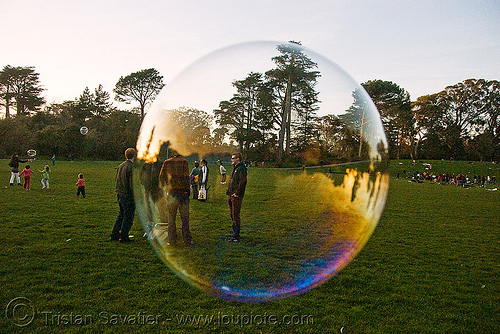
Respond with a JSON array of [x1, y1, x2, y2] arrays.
[[110, 148, 136, 243], [158, 155, 192, 246], [226, 152, 247, 242]]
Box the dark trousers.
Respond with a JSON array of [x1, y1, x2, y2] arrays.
[[167, 195, 191, 244], [191, 184, 198, 199], [228, 196, 243, 239], [111, 196, 135, 240], [77, 186, 86, 197]]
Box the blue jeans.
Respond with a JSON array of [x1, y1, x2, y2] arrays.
[[111, 196, 135, 240]]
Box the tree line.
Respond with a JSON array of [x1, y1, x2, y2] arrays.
[[1, 45, 499, 163], [0, 67, 163, 160]]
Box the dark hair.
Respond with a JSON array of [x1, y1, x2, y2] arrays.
[[232, 152, 242, 160], [79, 173, 84, 179], [194, 162, 199, 168], [25, 165, 30, 169], [125, 148, 136, 160], [201, 159, 208, 165]]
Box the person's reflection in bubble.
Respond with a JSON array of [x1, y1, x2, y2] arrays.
[[140, 158, 164, 239], [157, 155, 193, 247]]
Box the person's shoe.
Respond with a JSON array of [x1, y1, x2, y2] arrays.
[[119, 237, 133, 243], [10, 183, 13, 186], [110, 235, 120, 241], [17, 183, 22, 186], [227, 235, 240, 242]]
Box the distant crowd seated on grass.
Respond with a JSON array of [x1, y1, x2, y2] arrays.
[[398, 170, 496, 187]]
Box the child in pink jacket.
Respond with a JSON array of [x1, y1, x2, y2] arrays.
[[19, 165, 34, 190]]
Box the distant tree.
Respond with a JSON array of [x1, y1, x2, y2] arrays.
[[171, 106, 213, 150], [0, 116, 33, 156], [0, 65, 45, 117], [411, 93, 444, 159], [214, 72, 274, 152], [411, 79, 500, 160], [113, 68, 165, 118], [265, 41, 320, 162], [361, 80, 412, 159], [316, 114, 358, 160], [439, 79, 487, 136], [340, 87, 373, 158], [76, 87, 94, 120], [438, 79, 499, 160], [93, 84, 112, 117], [77, 84, 112, 118], [481, 80, 500, 159]]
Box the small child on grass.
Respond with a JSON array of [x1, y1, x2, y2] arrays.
[[75, 173, 86, 198], [19, 165, 34, 190], [40, 165, 50, 189]]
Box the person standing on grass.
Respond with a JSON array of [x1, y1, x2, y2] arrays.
[[189, 161, 200, 200], [9, 152, 29, 186], [219, 161, 227, 184], [110, 148, 136, 243], [19, 165, 34, 190], [140, 158, 163, 224], [40, 165, 50, 189], [226, 152, 247, 242], [200, 159, 209, 188], [158, 155, 192, 246], [75, 173, 85, 197], [199, 159, 209, 201]]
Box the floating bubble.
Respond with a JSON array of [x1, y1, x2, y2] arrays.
[[134, 41, 389, 302], [80, 126, 88, 135], [27, 149, 37, 157]]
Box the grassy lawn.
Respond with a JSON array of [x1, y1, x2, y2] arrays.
[[0, 159, 498, 333]]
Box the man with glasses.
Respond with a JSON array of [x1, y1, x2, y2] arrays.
[[226, 152, 247, 242]]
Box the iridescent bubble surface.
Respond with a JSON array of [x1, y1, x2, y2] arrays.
[[134, 41, 389, 302], [80, 126, 88, 135]]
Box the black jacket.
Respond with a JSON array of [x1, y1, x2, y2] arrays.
[[226, 163, 247, 197], [9, 156, 28, 173]]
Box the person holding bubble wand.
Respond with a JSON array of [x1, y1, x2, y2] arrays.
[[9, 152, 30, 186]]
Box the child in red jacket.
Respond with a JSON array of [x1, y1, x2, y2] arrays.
[[75, 173, 86, 198]]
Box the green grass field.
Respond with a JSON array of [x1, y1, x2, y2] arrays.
[[0, 159, 498, 333]]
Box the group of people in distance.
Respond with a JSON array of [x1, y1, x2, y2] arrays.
[[398, 169, 497, 187], [8, 152, 86, 196], [112, 148, 247, 245], [8, 152, 48, 190]]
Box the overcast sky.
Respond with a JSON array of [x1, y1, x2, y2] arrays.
[[1, 0, 499, 112]]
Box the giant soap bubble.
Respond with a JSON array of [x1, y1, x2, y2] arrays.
[[134, 41, 389, 302]]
